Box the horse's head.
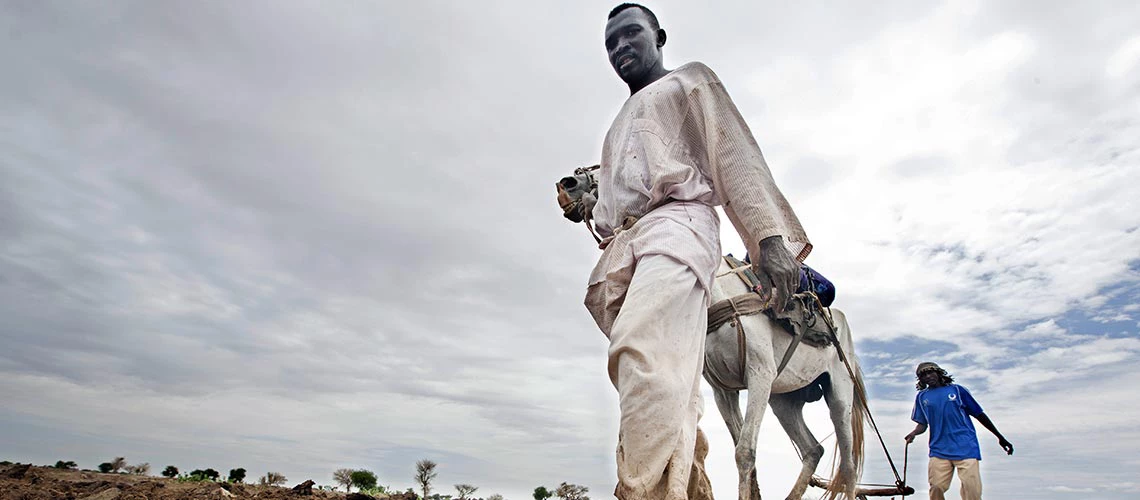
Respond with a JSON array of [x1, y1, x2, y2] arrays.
[[556, 166, 599, 223]]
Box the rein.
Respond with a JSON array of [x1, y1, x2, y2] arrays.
[[810, 292, 911, 498]]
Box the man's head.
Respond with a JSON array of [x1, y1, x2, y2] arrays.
[[604, 3, 667, 92], [915, 361, 954, 390]]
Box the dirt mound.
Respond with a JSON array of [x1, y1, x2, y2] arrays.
[[0, 464, 344, 500]]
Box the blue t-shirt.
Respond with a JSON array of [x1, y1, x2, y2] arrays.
[[911, 384, 985, 460]]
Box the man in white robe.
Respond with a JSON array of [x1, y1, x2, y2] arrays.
[[582, 4, 813, 499]]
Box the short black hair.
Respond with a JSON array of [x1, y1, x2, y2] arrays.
[[608, 3, 660, 32]]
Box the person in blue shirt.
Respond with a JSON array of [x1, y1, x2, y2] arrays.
[[905, 361, 1013, 500]]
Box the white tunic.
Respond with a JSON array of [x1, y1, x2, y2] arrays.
[[585, 62, 811, 334]]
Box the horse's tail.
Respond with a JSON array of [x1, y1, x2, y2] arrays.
[[849, 350, 869, 491], [825, 311, 867, 500]]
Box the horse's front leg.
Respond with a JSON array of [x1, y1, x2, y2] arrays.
[[737, 368, 774, 500]]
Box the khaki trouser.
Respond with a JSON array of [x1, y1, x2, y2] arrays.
[[928, 457, 982, 500], [605, 254, 712, 500]]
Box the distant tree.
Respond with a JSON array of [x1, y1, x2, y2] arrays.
[[228, 468, 246, 483], [54, 460, 78, 470], [554, 482, 589, 500], [98, 463, 114, 474], [455, 484, 478, 500], [190, 469, 208, 480], [162, 466, 179, 478], [333, 468, 355, 492], [109, 457, 128, 473], [260, 471, 287, 486], [125, 463, 150, 475], [533, 486, 553, 500], [351, 470, 378, 491], [204, 468, 220, 481], [488, 494, 504, 500], [415, 459, 438, 500]]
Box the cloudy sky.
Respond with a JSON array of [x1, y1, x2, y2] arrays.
[[2, 1, 1138, 499]]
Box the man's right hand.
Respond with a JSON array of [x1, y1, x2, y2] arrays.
[[999, 438, 1014, 455], [904, 432, 917, 444]]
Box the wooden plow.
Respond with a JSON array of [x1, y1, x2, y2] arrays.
[[809, 476, 915, 499], [809, 441, 915, 499]]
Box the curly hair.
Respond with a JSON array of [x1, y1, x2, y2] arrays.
[[916, 368, 955, 390]]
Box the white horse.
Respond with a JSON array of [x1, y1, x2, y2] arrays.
[[704, 257, 868, 500]]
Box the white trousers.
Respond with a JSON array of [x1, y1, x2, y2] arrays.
[[605, 254, 710, 500]]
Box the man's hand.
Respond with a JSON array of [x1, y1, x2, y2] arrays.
[[904, 432, 917, 444], [999, 438, 1014, 455], [974, 413, 1012, 455], [754, 235, 799, 313]]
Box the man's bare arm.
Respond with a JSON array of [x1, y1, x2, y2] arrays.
[[973, 412, 1014, 455], [904, 423, 927, 443]]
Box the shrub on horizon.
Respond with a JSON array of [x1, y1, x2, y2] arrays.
[[359, 485, 392, 496], [228, 468, 246, 483], [109, 457, 127, 474], [162, 466, 179, 478], [554, 482, 589, 500], [260, 471, 287, 486], [455, 483, 478, 500], [177, 472, 212, 483], [351, 469, 378, 491]]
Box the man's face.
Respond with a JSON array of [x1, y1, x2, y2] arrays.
[[920, 369, 943, 387], [604, 8, 661, 85]]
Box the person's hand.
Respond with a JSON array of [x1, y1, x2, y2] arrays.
[[754, 235, 798, 313], [999, 438, 1014, 455], [904, 432, 917, 444]]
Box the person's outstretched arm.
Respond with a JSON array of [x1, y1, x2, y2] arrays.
[[974, 412, 1014, 455]]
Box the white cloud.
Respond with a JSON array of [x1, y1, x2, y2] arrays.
[[1, 2, 1138, 500], [1106, 36, 1140, 79]]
